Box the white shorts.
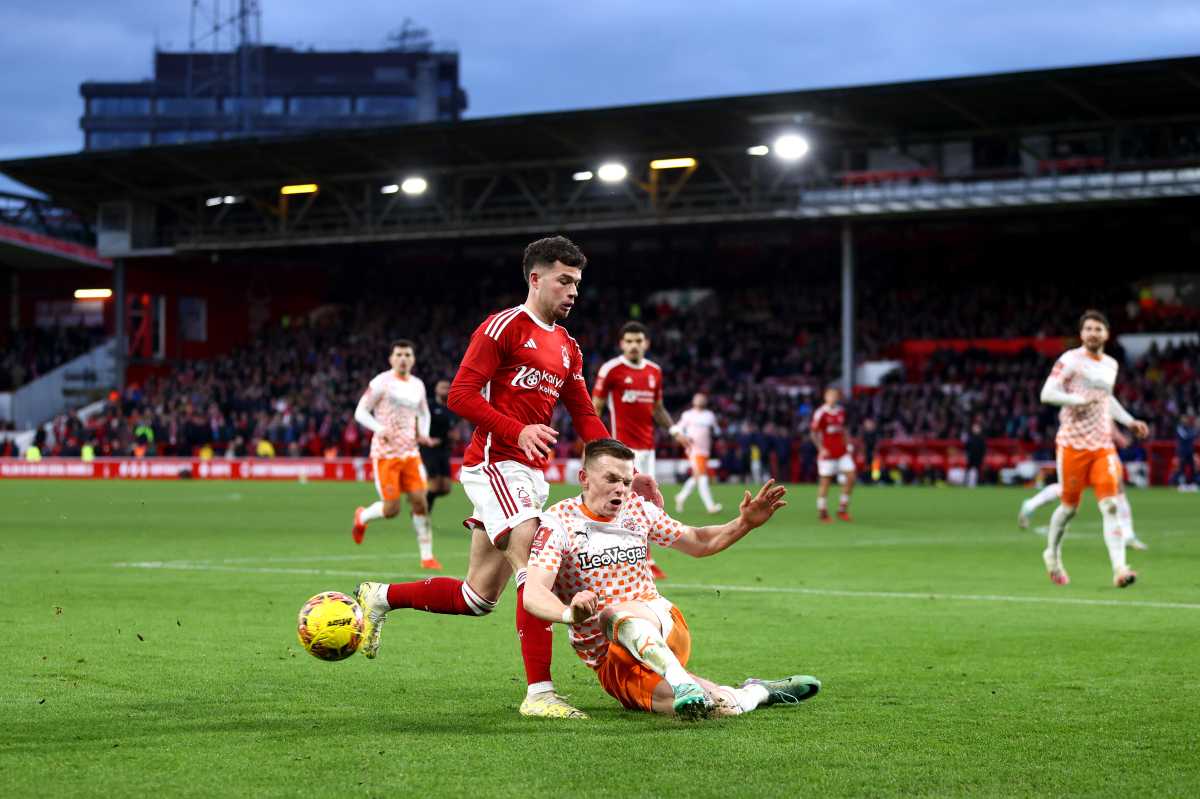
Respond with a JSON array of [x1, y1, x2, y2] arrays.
[[459, 460, 549, 546], [818, 454, 856, 477], [633, 449, 655, 477]]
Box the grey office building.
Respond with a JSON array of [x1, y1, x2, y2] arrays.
[[80, 46, 467, 150]]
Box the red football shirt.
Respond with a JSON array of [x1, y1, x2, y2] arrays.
[[810, 404, 849, 458], [448, 305, 609, 470], [592, 356, 662, 450]]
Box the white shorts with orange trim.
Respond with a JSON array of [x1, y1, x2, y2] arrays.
[[459, 460, 549, 546], [817, 454, 856, 477]]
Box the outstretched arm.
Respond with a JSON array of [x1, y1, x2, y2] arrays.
[[670, 480, 788, 558]]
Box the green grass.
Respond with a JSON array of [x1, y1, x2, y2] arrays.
[[2, 479, 1198, 797]]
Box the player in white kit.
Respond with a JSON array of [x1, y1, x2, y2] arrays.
[[349, 340, 440, 569], [671, 393, 722, 514], [1039, 310, 1149, 588]]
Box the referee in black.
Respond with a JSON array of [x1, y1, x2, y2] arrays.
[[421, 378, 459, 513]]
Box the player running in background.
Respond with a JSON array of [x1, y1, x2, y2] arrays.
[[1018, 424, 1147, 550], [522, 438, 819, 719], [353, 236, 616, 719], [811, 387, 856, 522], [350, 340, 440, 569], [420, 379, 458, 516], [1039, 310, 1149, 588], [671, 393, 722, 514], [593, 321, 691, 579]]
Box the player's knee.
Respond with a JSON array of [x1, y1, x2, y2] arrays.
[[1098, 497, 1119, 517], [382, 502, 401, 518], [599, 607, 627, 637]]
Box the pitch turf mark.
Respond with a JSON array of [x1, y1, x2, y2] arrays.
[[111, 560, 1200, 611]]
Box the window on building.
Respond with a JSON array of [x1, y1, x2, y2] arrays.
[[223, 96, 285, 115], [154, 130, 218, 145], [156, 97, 218, 116], [89, 97, 151, 116], [356, 95, 417, 117], [289, 96, 352, 116], [89, 131, 151, 149], [374, 66, 411, 83]]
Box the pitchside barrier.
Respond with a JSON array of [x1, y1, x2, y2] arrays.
[[0, 443, 1190, 485]]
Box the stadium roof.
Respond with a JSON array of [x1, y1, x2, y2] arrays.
[[6, 54, 1200, 212]]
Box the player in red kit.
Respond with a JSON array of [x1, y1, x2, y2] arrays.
[[811, 386, 856, 522], [593, 321, 690, 579], [352, 236, 614, 719]]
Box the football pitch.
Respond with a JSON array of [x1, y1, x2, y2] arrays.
[[3, 480, 1198, 797]]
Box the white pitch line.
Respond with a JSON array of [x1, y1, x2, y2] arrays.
[[110, 560, 1200, 611]]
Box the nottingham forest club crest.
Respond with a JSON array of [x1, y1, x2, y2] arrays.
[[561, 346, 571, 369]]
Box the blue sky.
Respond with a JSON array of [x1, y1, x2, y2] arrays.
[[1, 0, 1198, 193]]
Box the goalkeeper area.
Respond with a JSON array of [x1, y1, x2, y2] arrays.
[[5, 480, 1198, 796]]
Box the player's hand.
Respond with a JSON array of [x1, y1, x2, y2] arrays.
[[518, 424, 558, 461], [1131, 420, 1150, 440], [1112, 428, 1131, 449], [674, 433, 692, 454], [417, 436, 436, 447], [632, 473, 664, 509], [377, 431, 391, 446], [738, 479, 788, 529], [568, 590, 598, 623]]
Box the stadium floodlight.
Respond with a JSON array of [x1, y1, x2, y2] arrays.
[[747, 145, 770, 156], [205, 196, 223, 207], [74, 289, 112, 300], [650, 157, 697, 170], [772, 134, 810, 161], [597, 163, 628, 183], [572, 171, 594, 182], [380, 184, 400, 195], [222, 195, 241, 205], [280, 183, 318, 195], [400, 177, 428, 195]]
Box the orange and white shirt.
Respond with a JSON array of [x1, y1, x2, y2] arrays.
[[674, 408, 719, 456], [355, 371, 430, 459], [528, 494, 687, 669], [1043, 347, 1118, 451]]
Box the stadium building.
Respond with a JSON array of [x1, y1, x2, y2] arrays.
[[2, 54, 1198, 484], [80, 44, 467, 150]]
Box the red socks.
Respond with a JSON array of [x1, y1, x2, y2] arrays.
[[515, 584, 554, 686], [387, 577, 487, 615]]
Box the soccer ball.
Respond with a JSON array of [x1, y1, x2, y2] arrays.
[[297, 591, 365, 661]]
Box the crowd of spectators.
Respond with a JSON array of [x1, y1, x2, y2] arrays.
[[0, 326, 107, 390], [9, 248, 1198, 484]]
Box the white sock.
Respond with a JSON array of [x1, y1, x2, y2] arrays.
[[817, 496, 828, 511], [1026, 483, 1062, 513], [1115, 493, 1136, 541], [697, 475, 717, 510], [724, 683, 769, 714], [1046, 504, 1075, 566], [677, 477, 696, 505], [361, 501, 385, 524], [612, 614, 691, 690], [412, 513, 433, 559], [839, 493, 849, 509], [527, 680, 554, 697], [1099, 497, 1127, 573]]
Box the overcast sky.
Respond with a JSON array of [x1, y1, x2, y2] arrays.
[[1, 0, 1199, 193]]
